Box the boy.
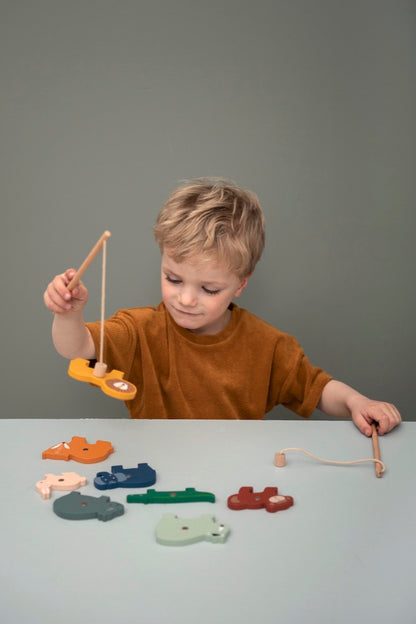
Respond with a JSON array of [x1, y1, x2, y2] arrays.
[[44, 178, 401, 435]]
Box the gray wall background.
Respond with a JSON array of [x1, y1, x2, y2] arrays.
[[1, 0, 414, 420]]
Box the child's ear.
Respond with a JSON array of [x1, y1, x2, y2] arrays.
[[234, 275, 251, 298]]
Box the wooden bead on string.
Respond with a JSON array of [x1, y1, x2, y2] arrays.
[[274, 446, 385, 477]]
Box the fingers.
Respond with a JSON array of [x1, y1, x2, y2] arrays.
[[353, 402, 402, 437], [373, 403, 402, 435], [353, 415, 373, 437], [43, 269, 80, 314]]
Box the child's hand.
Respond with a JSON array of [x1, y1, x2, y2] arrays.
[[43, 269, 89, 315], [319, 380, 402, 436], [350, 398, 402, 436]]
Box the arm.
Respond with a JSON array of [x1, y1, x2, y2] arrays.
[[44, 269, 96, 360], [317, 379, 401, 436]]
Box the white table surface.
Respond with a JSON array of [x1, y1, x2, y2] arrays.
[[0, 418, 413, 624]]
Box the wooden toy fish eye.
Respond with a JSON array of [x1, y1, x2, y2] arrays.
[[65, 231, 137, 402], [104, 378, 136, 394]]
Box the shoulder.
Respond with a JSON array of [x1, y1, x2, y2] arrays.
[[236, 306, 297, 343], [235, 306, 305, 360], [108, 302, 167, 330], [113, 302, 164, 322]]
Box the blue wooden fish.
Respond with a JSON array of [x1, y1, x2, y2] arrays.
[[94, 462, 156, 490]]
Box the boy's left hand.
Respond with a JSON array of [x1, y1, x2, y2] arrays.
[[350, 399, 402, 436]]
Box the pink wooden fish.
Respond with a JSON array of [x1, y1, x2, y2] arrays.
[[36, 472, 87, 499]]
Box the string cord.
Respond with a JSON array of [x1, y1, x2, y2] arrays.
[[99, 239, 107, 365], [276, 447, 385, 473]]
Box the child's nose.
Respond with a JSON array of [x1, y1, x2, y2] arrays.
[[178, 287, 197, 307]]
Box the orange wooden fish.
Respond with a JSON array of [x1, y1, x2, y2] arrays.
[[42, 436, 114, 463], [68, 358, 137, 401]]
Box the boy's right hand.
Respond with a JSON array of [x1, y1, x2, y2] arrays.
[[43, 269, 89, 315]]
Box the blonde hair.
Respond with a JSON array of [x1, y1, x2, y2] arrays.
[[153, 178, 265, 277]]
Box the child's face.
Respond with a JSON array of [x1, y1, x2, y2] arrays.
[[161, 251, 249, 335]]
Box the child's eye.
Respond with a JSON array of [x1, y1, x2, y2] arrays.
[[202, 287, 220, 295], [165, 275, 181, 284], [165, 274, 220, 295]]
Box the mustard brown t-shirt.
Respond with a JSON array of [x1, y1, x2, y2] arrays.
[[86, 302, 332, 419]]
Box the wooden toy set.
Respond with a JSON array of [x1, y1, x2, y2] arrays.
[[40, 233, 385, 544], [38, 427, 384, 546], [38, 434, 297, 545]]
